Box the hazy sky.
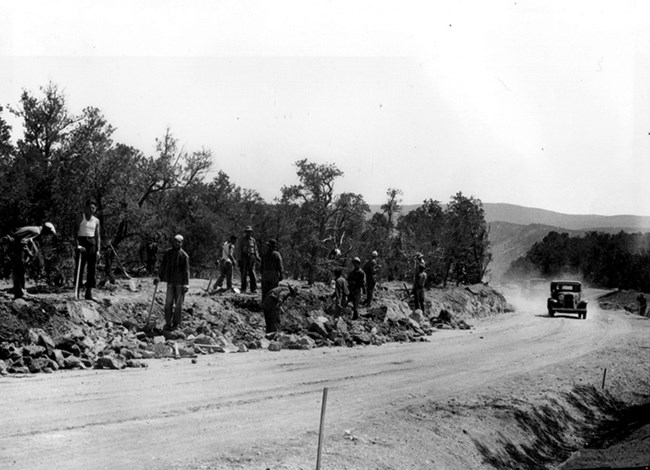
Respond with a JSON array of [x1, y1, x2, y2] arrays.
[[1, 1, 649, 215]]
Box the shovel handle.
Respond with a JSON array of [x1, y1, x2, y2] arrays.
[[74, 247, 84, 300], [146, 282, 159, 324], [109, 242, 132, 280]]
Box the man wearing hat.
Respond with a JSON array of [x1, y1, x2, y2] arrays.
[[362, 250, 380, 306], [156, 234, 190, 330], [347, 257, 366, 320], [413, 262, 427, 313], [260, 238, 284, 300], [1, 222, 56, 299], [235, 226, 260, 293]]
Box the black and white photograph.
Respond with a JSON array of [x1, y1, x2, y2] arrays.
[[1, 1, 649, 469]]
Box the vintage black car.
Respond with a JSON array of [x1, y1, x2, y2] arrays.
[[547, 280, 588, 319]]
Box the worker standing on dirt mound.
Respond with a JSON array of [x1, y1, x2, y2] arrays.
[[261, 239, 283, 300], [236, 226, 260, 294], [413, 262, 427, 312], [332, 267, 349, 318], [75, 199, 101, 300], [1, 222, 56, 299], [261, 284, 297, 338], [347, 257, 366, 320], [214, 235, 237, 291], [362, 250, 379, 306], [156, 234, 190, 330]]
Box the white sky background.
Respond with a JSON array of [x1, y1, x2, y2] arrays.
[[1, 0, 649, 215]]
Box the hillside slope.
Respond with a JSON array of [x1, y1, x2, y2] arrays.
[[371, 202, 650, 231], [487, 222, 650, 281]]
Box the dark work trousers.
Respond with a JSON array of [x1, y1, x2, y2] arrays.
[[364, 280, 376, 305], [215, 259, 233, 289], [164, 283, 185, 327], [350, 289, 362, 319], [414, 287, 425, 312], [11, 242, 27, 298], [261, 279, 279, 301], [75, 236, 97, 293], [240, 255, 257, 293], [261, 295, 280, 334]]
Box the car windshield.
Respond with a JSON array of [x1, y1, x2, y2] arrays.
[[553, 283, 580, 292]]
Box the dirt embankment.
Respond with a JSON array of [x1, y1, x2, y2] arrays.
[[0, 279, 510, 375]]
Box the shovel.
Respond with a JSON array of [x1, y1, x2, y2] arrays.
[[145, 280, 159, 327], [73, 246, 85, 300], [109, 242, 137, 291], [204, 274, 213, 293]]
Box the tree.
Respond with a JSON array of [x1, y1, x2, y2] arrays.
[[443, 192, 492, 285], [0, 106, 12, 161], [136, 128, 212, 207], [381, 187, 403, 228], [0, 106, 16, 234], [8, 83, 77, 226], [396, 199, 445, 282], [281, 159, 368, 283]]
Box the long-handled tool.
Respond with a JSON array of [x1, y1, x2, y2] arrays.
[[74, 246, 85, 300], [145, 280, 159, 327], [109, 242, 137, 291], [203, 274, 213, 293]]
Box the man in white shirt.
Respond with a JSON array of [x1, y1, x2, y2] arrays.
[[75, 199, 101, 300], [215, 235, 237, 290]]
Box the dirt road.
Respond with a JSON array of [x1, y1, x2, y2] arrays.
[[0, 291, 642, 469]]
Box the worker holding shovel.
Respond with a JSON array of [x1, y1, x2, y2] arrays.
[[155, 234, 190, 331], [75, 199, 101, 301]]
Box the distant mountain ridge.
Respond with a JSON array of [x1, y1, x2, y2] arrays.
[[370, 202, 650, 231], [482, 203, 650, 231]]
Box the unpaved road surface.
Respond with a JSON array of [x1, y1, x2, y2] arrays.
[[0, 290, 645, 469]]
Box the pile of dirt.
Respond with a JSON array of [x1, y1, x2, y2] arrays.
[[0, 279, 510, 375], [598, 289, 648, 315]]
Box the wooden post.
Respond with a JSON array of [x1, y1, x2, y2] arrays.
[[316, 387, 329, 470], [602, 368, 607, 389]]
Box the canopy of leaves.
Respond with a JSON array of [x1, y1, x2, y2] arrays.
[[505, 230, 650, 290], [0, 83, 492, 287]]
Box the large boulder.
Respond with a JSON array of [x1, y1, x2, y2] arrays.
[[49, 349, 66, 368], [406, 318, 425, 336], [22, 345, 46, 357], [0, 344, 12, 360], [8, 365, 30, 374], [152, 343, 173, 357], [409, 310, 426, 324], [213, 335, 239, 353], [335, 318, 349, 336], [63, 356, 85, 369], [294, 335, 316, 350], [96, 354, 127, 370], [28, 357, 50, 373], [27, 328, 56, 353], [308, 317, 330, 338], [67, 301, 102, 325]]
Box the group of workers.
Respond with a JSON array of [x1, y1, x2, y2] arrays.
[[1, 199, 101, 301], [3, 210, 428, 336]]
